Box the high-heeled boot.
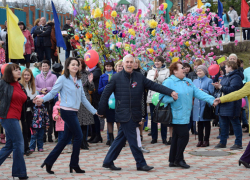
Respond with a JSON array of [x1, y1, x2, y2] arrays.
[[90, 134, 103, 143], [81, 131, 89, 150], [109, 133, 114, 146], [41, 162, 54, 174], [87, 132, 96, 142], [69, 165, 85, 173]]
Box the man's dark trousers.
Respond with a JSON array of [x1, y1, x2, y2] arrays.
[[103, 118, 147, 168]]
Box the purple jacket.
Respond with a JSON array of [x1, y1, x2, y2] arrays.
[[35, 70, 57, 93]]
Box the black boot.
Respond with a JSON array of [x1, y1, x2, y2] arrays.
[[109, 133, 114, 146], [90, 134, 103, 143], [82, 129, 89, 150], [87, 133, 96, 142], [166, 137, 172, 145]]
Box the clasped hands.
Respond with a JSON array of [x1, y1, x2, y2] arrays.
[[213, 98, 221, 107]]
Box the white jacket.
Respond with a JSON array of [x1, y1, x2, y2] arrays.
[[146, 66, 170, 103], [228, 9, 239, 26]]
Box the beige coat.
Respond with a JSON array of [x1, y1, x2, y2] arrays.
[[146, 66, 170, 103]]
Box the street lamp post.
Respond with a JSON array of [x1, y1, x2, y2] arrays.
[[43, 0, 46, 18]]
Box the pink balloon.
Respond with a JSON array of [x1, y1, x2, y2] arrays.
[[242, 98, 246, 108], [208, 64, 220, 76]]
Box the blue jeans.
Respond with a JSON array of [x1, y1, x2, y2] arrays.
[[219, 116, 242, 146], [29, 128, 44, 150], [44, 109, 83, 167], [0, 119, 27, 177], [149, 103, 167, 141], [65, 50, 70, 60], [242, 109, 248, 125], [58, 131, 71, 144]]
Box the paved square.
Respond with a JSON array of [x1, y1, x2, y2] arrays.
[[1, 125, 249, 180]]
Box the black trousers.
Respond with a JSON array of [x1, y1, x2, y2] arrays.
[[169, 124, 189, 163], [44, 101, 54, 140], [21, 111, 33, 152], [37, 46, 51, 65], [198, 121, 211, 141], [229, 25, 235, 42], [103, 118, 146, 168]]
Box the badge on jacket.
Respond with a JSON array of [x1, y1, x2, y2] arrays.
[[131, 81, 137, 88]]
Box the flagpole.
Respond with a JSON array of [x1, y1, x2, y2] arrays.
[[240, 27, 243, 42], [57, 46, 61, 64]]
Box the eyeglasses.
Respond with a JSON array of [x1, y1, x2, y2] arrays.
[[181, 67, 185, 69]]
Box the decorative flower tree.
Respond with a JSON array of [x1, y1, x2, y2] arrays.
[[68, 0, 236, 68]]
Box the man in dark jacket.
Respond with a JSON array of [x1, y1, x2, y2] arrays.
[[34, 17, 52, 64], [62, 18, 74, 60], [98, 54, 178, 171]]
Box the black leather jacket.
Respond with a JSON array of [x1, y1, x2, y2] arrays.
[[0, 80, 28, 119], [98, 70, 174, 122]]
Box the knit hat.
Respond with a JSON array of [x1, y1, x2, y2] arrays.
[[197, 65, 209, 76]]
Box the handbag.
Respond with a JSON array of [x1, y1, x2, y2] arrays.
[[153, 97, 172, 125], [203, 102, 215, 119], [30, 52, 38, 63], [233, 21, 238, 27]]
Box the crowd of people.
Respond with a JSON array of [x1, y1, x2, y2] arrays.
[[0, 15, 250, 180]]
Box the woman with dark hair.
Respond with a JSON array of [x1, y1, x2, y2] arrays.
[[98, 61, 117, 146], [87, 63, 103, 143], [146, 56, 170, 145], [35, 57, 98, 174], [77, 58, 95, 150], [20, 68, 37, 156], [47, 21, 58, 65], [18, 21, 34, 68], [183, 63, 193, 78], [0, 64, 29, 179], [160, 62, 215, 169], [228, 6, 239, 42], [35, 60, 57, 143]]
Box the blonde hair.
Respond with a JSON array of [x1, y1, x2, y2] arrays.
[[19, 68, 36, 95], [134, 58, 142, 69], [114, 60, 123, 71]]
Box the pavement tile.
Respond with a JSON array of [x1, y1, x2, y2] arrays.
[[1, 123, 250, 180]]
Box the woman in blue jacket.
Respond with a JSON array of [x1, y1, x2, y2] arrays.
[[193, 65, 214, 147], [212, 61, 243, 150], [159, 62, 215, 169], [98, 61, 118, 146], [35, 57, 98, 174]]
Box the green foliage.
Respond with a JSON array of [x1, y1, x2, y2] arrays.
[[205, 0, 218, 13]]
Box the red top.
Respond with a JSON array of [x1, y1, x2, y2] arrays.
[[1, 81, 27, 120]]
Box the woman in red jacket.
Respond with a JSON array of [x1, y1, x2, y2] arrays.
[[18, 21, 35, 68], [0, 64, 29, 179]]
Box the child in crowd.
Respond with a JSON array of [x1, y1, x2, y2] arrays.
[[0, 43, 5, 65], [30, 95, 49, 152], [0, 43, 6, 78], [52, 94, 72, 153]]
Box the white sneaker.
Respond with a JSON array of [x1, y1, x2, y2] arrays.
[[140, 147, 150, 153], [67, 144, 72, 153]]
